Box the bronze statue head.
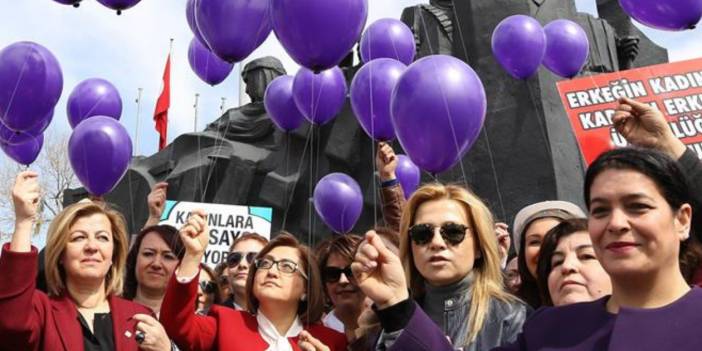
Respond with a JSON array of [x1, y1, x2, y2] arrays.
[[241, 56, 287, 103]]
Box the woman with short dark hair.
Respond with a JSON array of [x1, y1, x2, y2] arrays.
[[123, 224, 184, 314], [160, 210, 346, 351], [496, 147, 702, 350], [535, 218, 611, 306]]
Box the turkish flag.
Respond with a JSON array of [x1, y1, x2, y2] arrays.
[[154, 54, 170, 150]]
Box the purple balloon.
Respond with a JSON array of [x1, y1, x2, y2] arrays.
[[96, 0, 141, 14], [396, 154, 420, 200], [543, 20, 589, 79], [195, 0, 272, 63], [292, 67, 347, 125], [264, 75, 305, 132], [619, 0, 702, 31], [1, 134, 43, 166], [188, 38, 234, 86], [271, 0, 368, 71], [391, 55, 486, 174], [360, 19, 416, 65], [52, 0, 81, 7], [350, 58, 405, 141], [69, 116, 132, 196], [0, 42, 63, 132], [67, 78, 122, 129], [491, 15, 546, 80], [0, 109, 52, 145], [186, 0, 209, 49], [313, 173, 363, 234]]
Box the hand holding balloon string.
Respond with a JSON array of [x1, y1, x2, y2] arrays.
[[177, 209, 209, 279], [10, 171, 41, 253], [376, 142, 397, 181], [351, 231, 409, 310]]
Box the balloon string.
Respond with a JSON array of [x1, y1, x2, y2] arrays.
[[367, 40, 378, 227], [126, 167, 136, 233], [308, 74, 316, 242], [81, 86, 112, 119], [372, 140, 378, 227], [427, 57, 469, 187], [313, 127, 321, 236], [419, 5, 469, 186], [202, 78, 237, 201], [282, 134, 290, 230], [451, 5, 508, 221], [281, 127, 313, 232], [525, 80, 554, 159]]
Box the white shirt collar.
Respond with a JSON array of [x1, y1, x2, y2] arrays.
[[256, 311, 304, 351]]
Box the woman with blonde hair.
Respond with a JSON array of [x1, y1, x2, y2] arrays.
[[353, 183, 528, 350], [0, 171, 167, 351]]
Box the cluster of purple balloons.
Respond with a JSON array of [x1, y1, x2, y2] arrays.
[[0, 42, 63, 166], [65, 78, 132, 196], [350, 19, 415, 142], [263, 66, 347, 133], [52, 0, 142, 14], [492, 15, 589, 80]]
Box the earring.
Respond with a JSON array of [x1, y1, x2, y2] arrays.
[[301, 294, 307, 302]]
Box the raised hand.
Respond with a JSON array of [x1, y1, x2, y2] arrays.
[[495, 222, 511, 263], [12, 171, 41, 225], [145, 182, 168, 227], [351, 231, 409, 309], [179, 209, 209, 258], [10, 171, 41, 252], [613, 97, 686, 158], [375, 142, 398, 181], [177, 208, 209, 279]]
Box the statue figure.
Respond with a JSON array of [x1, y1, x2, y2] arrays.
[[205, 57, 286, 144], [400, 0, 456, 58]]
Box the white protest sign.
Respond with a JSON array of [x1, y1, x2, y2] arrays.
[[160, 200, 272, 267]]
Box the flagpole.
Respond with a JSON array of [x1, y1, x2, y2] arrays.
[[220, 97, 227, 115], [134, 87, 143, 156], [194, 93, 200, 133], [166, 38, 173, 143]]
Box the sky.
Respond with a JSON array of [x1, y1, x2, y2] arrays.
[[0, 0, 701, 248]]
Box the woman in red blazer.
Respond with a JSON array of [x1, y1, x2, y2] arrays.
[[0, 171, 163, 351], [160, 209, 347, 351]]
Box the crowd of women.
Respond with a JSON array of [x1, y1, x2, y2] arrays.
[[1, 96, 702, 351]]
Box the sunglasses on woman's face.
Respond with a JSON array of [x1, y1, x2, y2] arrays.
[[408, 222, 469, 246], [322, 266, 354, 284], [199, 281, 217, 294], [226, 251, 258, 268]]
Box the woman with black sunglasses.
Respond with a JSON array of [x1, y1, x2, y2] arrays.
[[316, 235, 365, 337], [353, 183, 528, 351], [222, 232, 268, 310], [196, 264, 221, 315]]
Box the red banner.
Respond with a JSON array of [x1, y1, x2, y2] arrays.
[[557, 58, 702, 165]]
